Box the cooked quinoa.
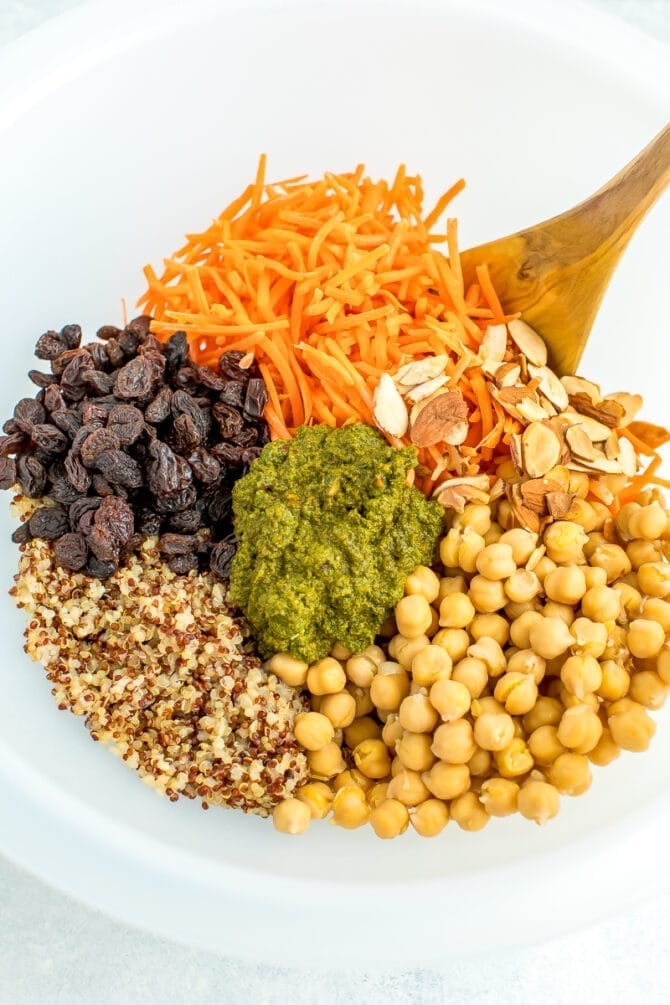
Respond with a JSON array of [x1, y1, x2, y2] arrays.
[[11, 533, 309, 814]]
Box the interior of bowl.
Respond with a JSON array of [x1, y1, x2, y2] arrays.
[[1, 0, 669, 897]]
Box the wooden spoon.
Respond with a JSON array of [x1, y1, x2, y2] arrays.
[[460, 123, 670, 375]]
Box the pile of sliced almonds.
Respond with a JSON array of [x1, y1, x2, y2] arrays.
[[373, 317, 670, 532]]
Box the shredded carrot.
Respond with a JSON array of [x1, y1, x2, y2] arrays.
[[138, 159, 535, 487]]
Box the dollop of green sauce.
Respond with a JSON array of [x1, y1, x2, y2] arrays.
[[230, 424, 444, 663]]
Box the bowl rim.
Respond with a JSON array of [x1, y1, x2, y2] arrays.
[[0, 0, 669, 965]]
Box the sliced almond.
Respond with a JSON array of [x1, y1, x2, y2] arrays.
[[570, 456, 623, 475], [568, 392, 624, 429], [479, 323, 508, 375], [517, 398, 551, 424], [507, 319, 548, 366], [561, 375, 602, 401], [510, 433, 524, 474], [431, 474, 491, 499], [373, 373, 409, 438], [496, 385, 535, 406], [527, 364, 570, 411], [522, 422, 562, 478], [545, 491, 574, 519], [618, 435, 638, 477], [409, 391, 469, 447], [520, 477, 566, 515], [437, 485, 490, 512], [562, 411, 611, 442], [494, 362, 521, 388], [405, 373, 449, 403], [566, 424, 598, 461], [538, 395, 558, 417], [606, 392, 643, 428], [604, 431, 620, 460], [509, 483, 541, 533], [489, 478, 506, 501], [395, 355, 449, 388]]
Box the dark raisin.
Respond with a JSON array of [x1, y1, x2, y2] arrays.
[[3, 419, 20, 434], [11, 522, 33, 544], [147, 440, 193, 496], [83, 370, 116, 395], [243, 378, 268, 421], [94, 495, 134, 546], [107, 404, 144, 446], [210, 535, 237, 579], [168, 553, 199, 575], [84, 555, 117, 579], [54, 532, 88, 571], [117, 328, 141, 356], [163, 331, 189, 372], [166, 509, 202, 533], [105, 340, 126, 368], [88, 342, 111, 370], [96, 325, 122, 342], [0, 457, 17, 490], [187, 448, 221, 484], [145, 387, 173, 424], [159, 533, 197, 555], [43, 385, 66, 414], [212, 403, 244, 440], [29, 506, 70, 540], [69, 496, 102, 532], [50, 410, 82, 439], [58, 349, 94, 385], [197, 366, 226, 392], [59, 324, 82, 350], [153, 486, 197, 513], [170, 413, 202, 454], [218, 381, 245, 409], [210, 442, 244, 466], [241, 446, 263, 465], [95, 450, 143, 489], [48, 478, 81, 505], [0, 432, 27, 456], [218, 351, 249, 383], [80, 428, 122, 467], [28, 369, 59, 388], [31, 424, 69, 454], [35, 330, 66, 360], [136, 508, 162, 535], [173, 366, 200, 393], [207, 490, 233, 526], [234, 426, 259, 448], [126, 315, 152, 340], [13, 398, 46, 432], [64, 454, 91, 494], [114, 357, 153, 399], [92, 474, 114, 497]]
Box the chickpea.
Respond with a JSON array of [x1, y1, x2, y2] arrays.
[[627, 539, 663, 570], [603, 625, 629, 662], [439, 528, 462, 568], [506, 599, 542, 621], [528, 616, 574, 660], [431, 719, 476, 764], [422, 761, 470, 800], [533, 555, 558, 585], [294, 711, 335, 751], [439, 592, 476, 629], [544, 521, 588, 563], [353, 738, 392, 779], [468, 746, 492, 777], [331, 786, 370, 829], [523, 696, 564, 733], [307, 657, 346, 696], [476, 542, 517, 581], [386, 768, 431, 807], [559, 688, 599, 712], [528, 724, 567, 766], [657, 648, 670, 685], [344, 716, 382, 748], [628, 502, 668, 541], [273, 798, 311, 834], [500, 528, 539, 565], [432, 628, 470, 663], [468, 637, 507, 677], [627, 619, 666, 659], [381, 713, 404, 749], [470, 613, 510, 647], [473, 696, 506, 716], [474, 711, 515, 751], [570, 617, 608, 659], [589, 543, 632, 583], [588, 728, 621, 767], [333, 768, 372, 792], [366, 782, 390, 809], [410, 798, 450, 837], [369, 799, 410, 838], [641, 599, 670, 633], [296, 782, 334, 819], [557, 705, 603, 754], [308, 742, 346, 780], [429, 677, 471, 722], [396, 731, 435, 772], [370, 663, 410, 711], [318, 690, 356, 729], [411, 644, 452, 688], [346, 683, 374, 717], [583, 565, 608, 590], [405, 565, 441, 604], [541, 601, 575, 628], [451, 656, 488, 699], [510, 610, 544, 649], [504, 569, 541, 604], [565, 498, 599, 531], [637, 563, 670, 599], [507, 649, 546, 684], [497, 498, 514, 530], [494, 672, 538, 715], [518, 780, 560, 825], [426, 607, 440, 638], [629, 670, 668, 710], [398, 693, 439, 733], [395, 594, 434, 639], [265, 653, 309, 687], [544, 566, 587, 605], [468, 575, 507, 614], [453, 502, 492, 536], [479, 777, 519, 816], [484, 523, 504, 546], [450, 791, 490, 831], [560, 654, 602, 699], [438, 575, 469, 603], [345, 653, 377, 688], [549, 752, 592, 795], [458, 529, 487, 573], [597, 660, 630, 701], [494, 737, 534, 778]]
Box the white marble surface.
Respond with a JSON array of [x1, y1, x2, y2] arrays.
[[1, 1, 670, 1002]]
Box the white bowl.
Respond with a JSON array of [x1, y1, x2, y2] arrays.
[[0, 0, 669, 968]]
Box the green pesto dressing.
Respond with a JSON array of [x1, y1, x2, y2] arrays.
[[230, 424, 444, 662]]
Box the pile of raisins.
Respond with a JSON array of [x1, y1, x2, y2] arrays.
[[0, 317, 269, 579]]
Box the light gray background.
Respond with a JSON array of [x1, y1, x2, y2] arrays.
[[1, 1, 670, 1002]]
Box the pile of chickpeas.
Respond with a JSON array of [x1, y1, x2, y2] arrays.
[[270, 482, 670, 838]]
